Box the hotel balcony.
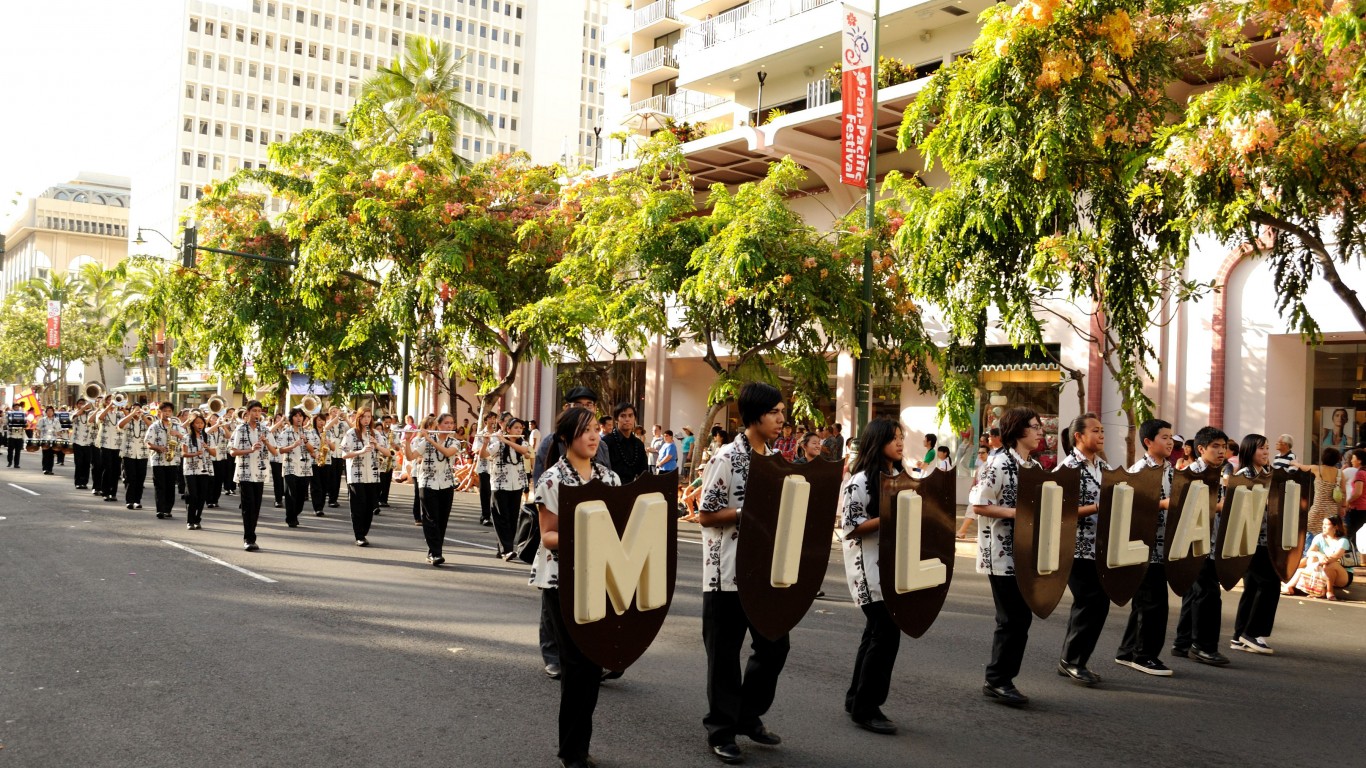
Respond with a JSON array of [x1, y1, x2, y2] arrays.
[[628, 89, 731, 122], [631, 45, 681, 84], [635, 0, 686, 39]]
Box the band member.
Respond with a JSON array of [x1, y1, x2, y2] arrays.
[[339, 407, 388, 546], [308, 413, 330, 517], [7, 406, 26, 468], [230, 401, 271, 551], [268, 413, 286, 509], [1116, 419, 1176, 676], [36, 406, 61, 475], [698, 382, 789, 763], [378, 414, 396, 507], [969, 406, 1044, 707], [602, 402, 648, 483], [406, 413, 461, 565], [277, 407, 313, 529], [119, 402, 153, 510], [411, 415, 437, 526], [1056, 413, 1111, 687], [94, 397, 122, 500], [214, 409, 239, 498], [181, 413, 214, 530], [71, 399, 95, 489], [1172, 426, 1232, 666], [1230, 433, 1281, 655], [146, 402, 186, 519], [325, 406, 347, 508], [472, 411, 500, 526], [839, 417, 906, 736], [484, 416, 532, 558], [531, 407, 621, 768], [203, 413, 223, 508]]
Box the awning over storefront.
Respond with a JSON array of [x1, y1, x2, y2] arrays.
[[288, 373, 333, 396]]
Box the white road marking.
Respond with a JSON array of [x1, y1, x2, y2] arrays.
[[161, 539, 279, 583], [444, 536, 497, 550], [7, 483, 39, 496]]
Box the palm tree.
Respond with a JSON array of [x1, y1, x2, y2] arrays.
[[74, 262, 122, 388], [109, 260, 166, 400], [16, 274, 86, 400], [361, 35, 492, 166]]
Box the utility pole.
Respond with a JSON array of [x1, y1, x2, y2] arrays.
[[855, 0, 881, 433]]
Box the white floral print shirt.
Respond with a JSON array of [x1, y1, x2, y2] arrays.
[[412, 435, 457, 490], [1057, 447, 1110, 561], [490, 438, 528, 492], [341, 428, 388, 484], [146, 421, 187, 468], [181, 431, 215, 476], [277, 425, 315, 478], [94, 411, 120, 451], [839, 468, 902, 606], [1129, 455, 1173, 563], [968, 447, 1040, 576], [122, 419, 151, 461], [698, 433, 760, 593], [232, 422, 271, 483], [72, 413, 94, 445], [529, 457, 620, 589]]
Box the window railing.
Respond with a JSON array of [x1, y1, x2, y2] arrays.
[[629, 89, 729, 119], [631, 45, 680, 75], [683, 0, 834, 54], [806, 76, 835, 108], [634, 0, 679, 29]]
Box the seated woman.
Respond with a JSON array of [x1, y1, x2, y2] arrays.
[[1283, 516, 1354, 600]]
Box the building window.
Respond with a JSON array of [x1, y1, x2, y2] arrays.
[[201, 86, 210, 101], [480, 24, 486, 38], [236, 27, 245, 42], [310, 11, 318, 25], [183, 117, 192, 132], [180, 185, 190, 200], [513, 62, 520, 75], [220, 23, 229, 39], [267, 2, 275, 16], [182, 151, 191, 166], [212, 156, 222, 171], [189, 17, 199, 32], [295, 8, 304, 22], [205, 21, 214, 35], [264, 66, 272, 81], [294, 40, 303, 54], [203, 53, 212, 68], [188, 50, 198, 65], [322, 47, 330, 61], [292, 73, 301, 86], [249, 62, 258, 77], [306, 74, 315, 88], [245, 128, 255, 142], [197, 153, 207, 168], [514, 33, 521, 46], [218, 57, 227, 72], [510, 118, 517, 131], [214, 123, 223, 137], [230, 125, 240, 139], [308, 43, 316, 58], [365, 25, 373, 39], [324, 16, 333, 30], [334, 81, 343, 95], [251, 30, 260, 44], [185, 83, 195, 98], [511, 90, 518, 102], [234, 60, 243, 75], [216, 89, 225, 104], [305, 106, 314, 120]]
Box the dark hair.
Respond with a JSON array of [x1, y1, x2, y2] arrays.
[[598, 415, 613, 426], [925, 433, 938, 448], [936, 445, 950, 457], [613, 402, 635, 419], [546, 407, 597, 470], [998, 407, 1039, 450], [1237, 433, 1268, 472], [849, 418, 904, 481], [1139, 418, 1172, 448], [1066, 413, 1100, 446], [1322, 446, 1342, 467], [833, 423, 843, 433], [1325, 515, 1345, 537], [1192, 425, 1227, 451], [738, 382, 782, 427], [288, 407, 306, 424], [502, 418, 527, 465], [989, 427, 1001, 438], [246, 400, 264, 412], [664, 430, 674, 437], [1351, 449, 1366, 467]]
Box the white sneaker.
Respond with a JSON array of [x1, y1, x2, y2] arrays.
[[1235, 636, 1274, 655]]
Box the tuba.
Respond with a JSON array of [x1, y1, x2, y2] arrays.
[[301, 395, 322, 416], [83, 381, 104, 400]]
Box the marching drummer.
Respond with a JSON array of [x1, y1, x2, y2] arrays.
[[36, 406, 62, 475]]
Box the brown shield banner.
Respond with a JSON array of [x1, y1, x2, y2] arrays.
[[1268, 469, 1312, 582], [877, 468, 957, 638], [1164, 464, 1223, 596], [558, 472, 679, 672], [1094, 466, 1164, 607], [736, 453, 845, 641], [1012, 466, 1081, 619], [1216, 472, 1271, 591]]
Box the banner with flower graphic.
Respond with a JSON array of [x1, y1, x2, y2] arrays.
[[840, 4, 875, 188], [46, 300, 60, 349]]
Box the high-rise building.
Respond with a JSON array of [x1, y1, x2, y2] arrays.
[[0, 173, 131, 298], [134, 0, 607, 243]]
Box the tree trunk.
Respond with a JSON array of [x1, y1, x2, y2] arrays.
[[1313, 249, 1366, 330], [689, 399, 729, 471]]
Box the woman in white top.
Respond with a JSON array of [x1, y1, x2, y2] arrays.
[[531, 408, 620, 768], [968, 407, 1044, 707], [483, 416, 532, 559], [404, 412, 461, 565], [339, 407, 389, 547], [839, 417, 906, 735], [181, 413, 214, 530]]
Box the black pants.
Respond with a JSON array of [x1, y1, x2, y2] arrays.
[[702, 591, 790, 746], [845, 600, 901, 720], [492, 488, 522, 555], [543, 588, 602, 763], [239, 481, 264, 544], [284, 474, 310, 526], [309, 467, 328, 513], [152, 465, 177, 516], [1233, 546, 1281, 641], [1061, 559, 1110, 667], [41, 447, 56, 473], [349, 481, 379, 541], [540, 591, 560, 666], [412, 488, 423, 523], [477, 472, 492, 522], [99, 449, 121, 498], [328, 458, 345, 504], [1118, 563, 1169, 661], [379, 470, 392, 504], [8, 439, 22, 467], [176, 466, 185, 495], [208, 460, 226, 505], [421, 485, 454, 558], [215, 458, 236, 494], [185, 474, 211, 526], [986, 575, 1034, 687], [1346, 509, 1366, 540], [74, 443, 92, 487], [124, 458, 148, 505], [1174, 559, 1222, 653], [270, 461, 284, 505]]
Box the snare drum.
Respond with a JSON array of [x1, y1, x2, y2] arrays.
[[24, 437, 41, 453], [54, 439, 72, 454]]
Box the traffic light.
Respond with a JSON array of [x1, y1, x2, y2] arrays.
[[181, 225, 197, 269]]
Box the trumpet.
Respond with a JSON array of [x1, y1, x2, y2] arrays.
[[112, 393, 128, 408], [83, 381, 104, 400], [207, 396, 226, 415]]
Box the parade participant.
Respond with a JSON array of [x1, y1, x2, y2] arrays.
[[94, 397, 122, 500], [531, 407, 621, 768], [6, 404, 26, 468], [969, 406, 1044, 706], [839, 417, 906, 736], [405, 413, 460, 565], [145, 402, 186, 519], [203, 413, 223, 509], [181, 413, 213, 530], [1115, 418, 1176, 677], [1172, 426, 1232, 666], [1230, 434, 1281, 655], [118, 401, 153, 510], [793, 431, 823, 464], [339, 407, 388, 546], [484, 416, 531, 558], [1056, 413, 1112, 687], [409, 415, 437, 525], [277, 408, 313, 529], [602, 402, 648, 483], [267, 413, 286, 509], [307, 413, 330, 517], [213, 409, 239, 498], [472, 411, 500, 526], [325, 406, 347, 508], [377, 414, 397, 508], [36, 406, 61, 475], [229, 401, 271, 551], [698, 382, 789, 763], [70, 398, 95, 489]]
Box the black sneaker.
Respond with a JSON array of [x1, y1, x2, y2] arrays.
[[243, 542, 260, 552], [1191, 649, 1231, 666], [1116, 657, 1173, 676], [1170, 646, 1189, 658]]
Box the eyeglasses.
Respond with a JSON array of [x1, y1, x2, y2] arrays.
[[1027, 423, 1043, 431]]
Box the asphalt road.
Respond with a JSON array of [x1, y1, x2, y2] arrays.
[[3, 463, 1364, 767]]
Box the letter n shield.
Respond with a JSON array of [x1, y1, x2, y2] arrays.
[[558, 473, 679, 672], [1012, 466, 1080, 619], [1217, 472, 1270, 591]]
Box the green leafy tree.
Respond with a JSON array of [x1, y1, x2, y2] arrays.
[[0, 275, 101, 402], [74, 262, 124, 388]]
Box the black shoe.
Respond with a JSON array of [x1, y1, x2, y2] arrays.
[[710, 743, 744, 764], [601, 668, 624, 681], [852, 714, 898, 735], [742, 725, 781, 745], [315, 511, 325, 516], [104, 496, 118, 502], [373, 508, 381, 516], [243, 542, 259, 552], [287, 522, 299, 528], [1170, 646, 1189, 658], [480, 518, 492, 526], [328, 501, 340, 508], [1191, 649, 1231, 666], [356, 538, 368, 547], [187, 523, 194, 530], [431, 556, 445, 566], [133, 503, 142, 510], [1116, 656, 1173, 676], [75, 485, 86, 489], [127, 503, 135, 510], [982, 684, 1030, 707], [559, 759, 594, 768], [378, 502, 389, 507], [274, 501, 282, 508], [545, 663, 561, 679], [1057, 661, 1101, 686]]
